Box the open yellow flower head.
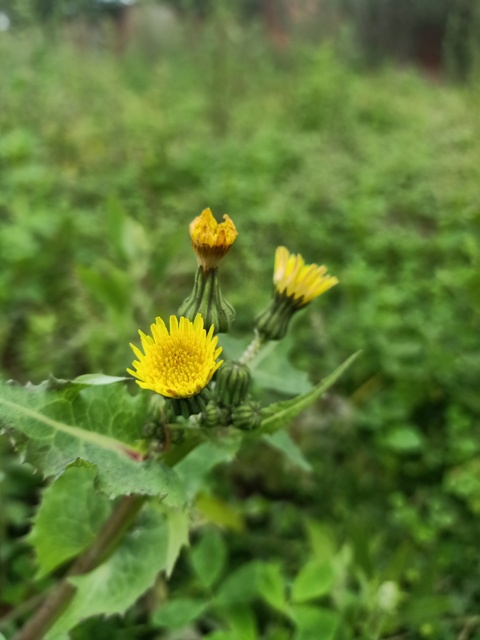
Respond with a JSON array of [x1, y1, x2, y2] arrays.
[[190, 207, 238, 270], [273, 246, 338, 307], [127, 314, 223, 398]]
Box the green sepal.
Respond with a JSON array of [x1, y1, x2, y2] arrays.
[[255, 291, 301, 341], [178, 267, 235, 333], [165, 388, 212, 419]]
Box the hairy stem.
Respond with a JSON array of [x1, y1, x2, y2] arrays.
[[13, 493, 146, 640], [238, 331, 265, 366]]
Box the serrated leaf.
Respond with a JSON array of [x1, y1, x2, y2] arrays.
[[191, 527, 227, 589], [46, 506, 169, 639], [28, 464, 112, 579], [152, 598, 208, 629], [262, 430, 312, 472], [0, 383, 185, 503], [259, 352, 360, 434], [291, 559, 335, 603]]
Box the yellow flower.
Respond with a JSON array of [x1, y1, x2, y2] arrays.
[[127, 314, 223, 398], [190, 208, 238, 270], [273, 246, 338, 307]]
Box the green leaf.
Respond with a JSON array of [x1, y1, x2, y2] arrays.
[[291, 605, 340, 640], [382, 425, 424, 452], [216, 562, 264, 606], [250, 339, 312, 395], [0, 383, 185, 503], [73, 374, 129, 385], [195, 492, 245, 532], [27, 464, 112, 579], [259, 352, 360, 434], [304, 520, 336, 564], [257, 562, 286, 613], [221, 605, 257, 640], [152, 598, 208, 629], [216, 561, 283, 608], [46, 506, 169, 639], [175, 439, 241, 500], [291, 559, 335, 603], [165, 507, 189, 577], [262, 430, 312, 472], [191, 527, 227, 590]]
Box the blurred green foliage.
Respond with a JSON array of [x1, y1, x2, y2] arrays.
[[1, 8, 480, 639]]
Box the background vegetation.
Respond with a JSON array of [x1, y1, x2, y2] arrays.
[[1, 2, 479, 638]]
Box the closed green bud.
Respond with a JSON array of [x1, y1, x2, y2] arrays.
[[232, 401, 262, 431], [200, 400, 230, 428], [215, 360, 251, 407], [179, 267, 235, 334]]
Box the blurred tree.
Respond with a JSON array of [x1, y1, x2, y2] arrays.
[[341, 0, 480, 78]]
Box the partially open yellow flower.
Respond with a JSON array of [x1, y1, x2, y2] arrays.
[[190, 208, 238, 271], [127, 314, 223, 398], [255, 247, 339, 341], [273, 246, 338, 307]]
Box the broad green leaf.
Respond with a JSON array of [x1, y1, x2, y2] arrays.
[[259, 352, 360, 434], [262, 430, 312, 472], [152, 598, 208, 629], [165, 507, 189, 577], [304, 520, 336, 564], [27, 464, 112, 579], [257, 562, 286, 612], [216, 562, 264, 606], [221, 605, 257, 640], [175, 438, 241, 499], [46, 506, 169, 639], [291, 559, 335, 603], [0, 383, 185, 503], [191, 527, 227, 590], [216, 561, 281, 607], [291, 605, 340, 640]]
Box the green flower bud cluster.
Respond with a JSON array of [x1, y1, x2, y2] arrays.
[[198, 360, 261, 431]]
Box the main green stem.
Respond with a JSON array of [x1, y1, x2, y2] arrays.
[[13, 494, 146, 640]]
